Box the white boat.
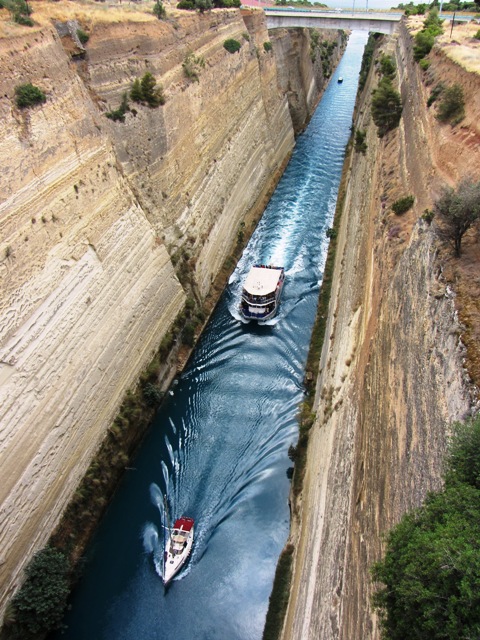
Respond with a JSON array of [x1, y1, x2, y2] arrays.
[[240, 264, 285, 321], [338, 77, 343, 83], [163, 516, 194, 585]]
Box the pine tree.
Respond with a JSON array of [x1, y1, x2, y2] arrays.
[[130, 78, 143, 103]]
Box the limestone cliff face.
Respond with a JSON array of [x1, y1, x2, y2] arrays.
[[284, 23, 479, 640], [86, 9, 294, 298], [270, 27, 345, 133], [0, 5, 337, 618], [0, 21, 187, 612]]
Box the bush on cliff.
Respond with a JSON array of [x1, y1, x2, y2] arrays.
[[436, 84, 465, 125], [358, 33, 381, 91], [194, 0, 213, 11], [223, 38, 241, 53], [182, 52, 205, 82], [413, 9, 444, 61], [371, 78, 403, 137], [130, 73, 165, 107], [371, 414, 480, 640], [2, 0, 33, 25], [354, 129, 367, 154], [379, 54, 396, 79], [153, 0, 166, 18], [391, 195, 414, 215], [15, 83, 46, 108], [5, 547, 70, 639], [105, 92, 130, 123]]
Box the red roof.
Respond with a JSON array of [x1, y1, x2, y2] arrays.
[[173, 517, 194, 532]]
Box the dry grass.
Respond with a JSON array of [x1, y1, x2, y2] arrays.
[[0, 0, 159, 38], [437, 21, 480, 74]]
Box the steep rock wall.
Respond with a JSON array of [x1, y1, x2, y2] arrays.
[[284, 23, 479, 640], [270, 27, 345, 133], [0, 5, 338, 618], [87, 9, 294, 298], [0, 23, 187, 611]]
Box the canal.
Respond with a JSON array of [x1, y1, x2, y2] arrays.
[[55, 30, 368, 640]]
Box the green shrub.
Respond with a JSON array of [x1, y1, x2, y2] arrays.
[[130, 73, 165, 107], [3, 0, 33, 24], [263, 41, 273, 52], [371, 78, 403, 137], [371, 415, 480, 640], [263, 544, 295, 640], [77, 28, 89, 44], [358, 33, 380, 91], [177, 0, 195, 7], [182, 52, 205, 82], [15, 83, 46, 108], [153, 0, 166, 17], [379, 53, 396, 79], [419, 57, 430, 70], [105, 92, 130, 123], [421, 208, 434, 224], [223, 38, 241, 54], [413, 29, 435, 60], [181, 322, 195, 347], [8, 547, 70, 639], [326, 227, 337, 239], [194, 0, 213, 11], [474, 29, 480, 40], [436, 83, 465, 125], [14, 12, 33, 25], [391, 195, 414, 215], [354, 129, 367, 154], [427, 82, 444, 107]]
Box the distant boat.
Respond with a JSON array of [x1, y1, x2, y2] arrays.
[[162, 497, 194, 585], [240, 264, 285, 321], [338, 77, 344, 83]]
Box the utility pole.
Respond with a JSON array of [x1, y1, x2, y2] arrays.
[[450, 10, 456, 37]]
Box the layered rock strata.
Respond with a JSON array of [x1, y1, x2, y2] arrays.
[[283, 23, 479, 640], [0, 4, 339, 620]]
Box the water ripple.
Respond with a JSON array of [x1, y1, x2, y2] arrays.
[[55, 31, 370, 640]]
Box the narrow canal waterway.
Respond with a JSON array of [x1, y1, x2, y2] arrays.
[[55, 31, 368, 640]]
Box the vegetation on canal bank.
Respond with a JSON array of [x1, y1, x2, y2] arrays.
[[263, 133, 353, 640], [371, 414, 480, 640]]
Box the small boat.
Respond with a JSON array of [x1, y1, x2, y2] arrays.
[[240, 264, 285, 321], [338, 77, 343, 83], [163, 513, 194, 585]]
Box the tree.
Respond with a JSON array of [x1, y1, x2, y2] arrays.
[[372, 484, 480, 640], [195, 0, 212, 11], [15, 83, 46, 108], [7, 547, 70, 639], [140, 72, 165, 107], [371, 78, 403, 137], [434, 178, 480, 257], [223, 38, 241, 53], [153, 0, 166, 18], [436, 84, 465, 125], [371, 414, 480, 640], [445, 416, 480, 489], [130, 73, 165, 107], [130, 78, 143, 103]]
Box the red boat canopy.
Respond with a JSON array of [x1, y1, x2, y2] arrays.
[[173, 517, 194, 532]]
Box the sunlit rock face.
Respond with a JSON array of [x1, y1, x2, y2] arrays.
[[0, 5, 338, 617]]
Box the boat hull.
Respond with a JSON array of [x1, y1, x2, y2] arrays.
[[163, 517, 194, 585], [240, 265, 285, 322]]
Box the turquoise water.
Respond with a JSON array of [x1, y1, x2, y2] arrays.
[[53, 31, 368, 640]]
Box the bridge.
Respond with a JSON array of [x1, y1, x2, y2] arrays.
[[264, 7, 403, 35]]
